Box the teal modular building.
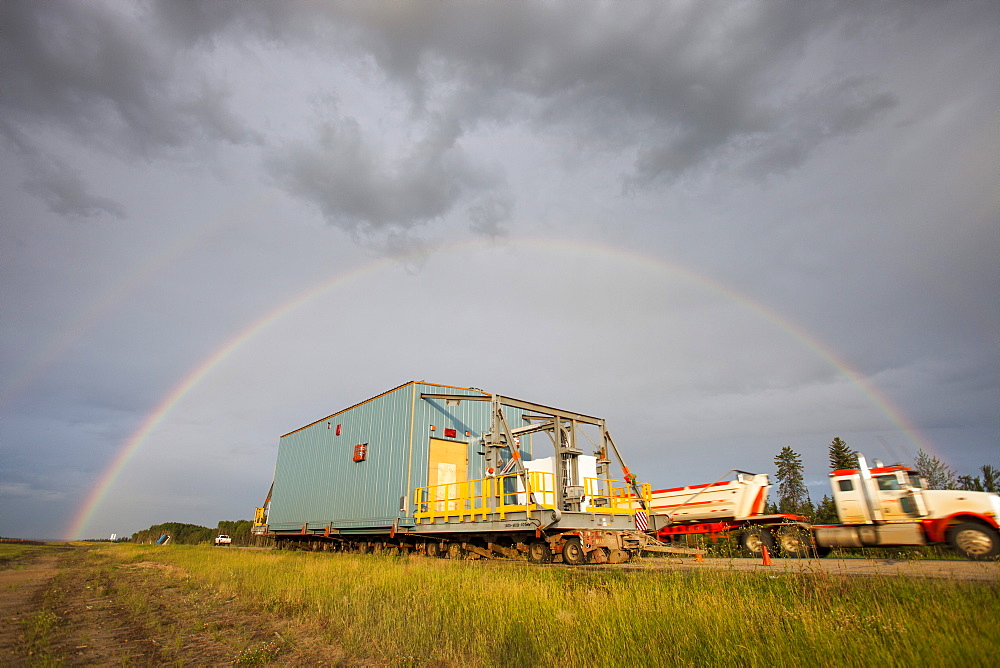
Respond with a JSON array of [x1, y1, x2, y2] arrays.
[[257, 381, 668, 564], [265, 381, 532, 534]]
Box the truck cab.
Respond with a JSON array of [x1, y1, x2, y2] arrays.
[[822, 455, 1000, 559], [829, 462, 927, 524]]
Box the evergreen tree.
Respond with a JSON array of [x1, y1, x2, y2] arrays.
[[217, 520, 254, 545], [131, 522, 212, 545], [913, 449, 957, 490], [828, 437, 857, 471], [774, 446, 808, 515], [980, 464, 999, 493], [957, 475, 981, 491], [801, 492, 815, 521], [957, 466, 999, 493], [813, 494, 839, 524]]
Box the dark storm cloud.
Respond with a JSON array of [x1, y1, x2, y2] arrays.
[[0, 0, 257, 215], [246, 1, 902, 233], [22, 155, 126, 219], [0, 1, 906, 230], [318, 1, 901, 187], [0, 0, 256, 152], [267, 113, 503, 235]]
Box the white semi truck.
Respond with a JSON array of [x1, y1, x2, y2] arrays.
[[652, 454, 1000, 560]]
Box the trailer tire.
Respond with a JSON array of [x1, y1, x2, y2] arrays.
[[426, 541, 444, 558], [562, 537, 587, 566], [739, 528, 776, 557], [777, 527, 812, 558], [947, 522, 1000, 560], [447, 542, 466, 560], [527, 540, 553, 564]]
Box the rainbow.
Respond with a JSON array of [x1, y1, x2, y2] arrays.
[[63, 237, 936, 539]]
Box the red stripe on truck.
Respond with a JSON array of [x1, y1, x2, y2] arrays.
[[652, 481, 731, 494]]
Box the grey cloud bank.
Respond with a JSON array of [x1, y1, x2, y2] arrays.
[[0, 0, 996, 540]]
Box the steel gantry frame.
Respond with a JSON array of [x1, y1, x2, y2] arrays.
[[418, 393, 650, 517]]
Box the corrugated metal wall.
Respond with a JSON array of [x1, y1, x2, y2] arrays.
[[267, 382, 534, 531]]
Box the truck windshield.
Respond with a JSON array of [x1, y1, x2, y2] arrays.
[[908, 473, 926, 489], [875, 475, 901, 491]]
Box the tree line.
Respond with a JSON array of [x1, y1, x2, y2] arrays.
[[130, 519, 257, 545], [767, 438, 998, 524]]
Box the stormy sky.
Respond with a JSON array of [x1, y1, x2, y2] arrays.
[[1, 1, 996, 540]]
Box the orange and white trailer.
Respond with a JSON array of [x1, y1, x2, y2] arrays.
[[650, 471, 807, 556]]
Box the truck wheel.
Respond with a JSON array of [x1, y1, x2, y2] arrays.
[[562, 537, 587, 565], [947, 522, 1000, 560], [426, 541, 444, 558], [739, 528, 776, 557], [527, 540, 553, 564], [777, 527, 812, 558], [446, 542, 465, 560]]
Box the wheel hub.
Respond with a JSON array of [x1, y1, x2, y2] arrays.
[[955, 528, 992, 556]]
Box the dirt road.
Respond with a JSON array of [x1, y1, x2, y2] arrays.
[[0, 545, 337, 666]]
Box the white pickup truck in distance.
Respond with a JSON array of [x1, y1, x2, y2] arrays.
[[213, 534, 231, 546]]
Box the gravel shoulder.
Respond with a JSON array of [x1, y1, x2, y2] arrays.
[[631, 555, 1000, 581]]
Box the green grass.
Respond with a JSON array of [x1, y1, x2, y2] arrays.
[[0, 543, 52, 567], [100, 544, 1000, 666]]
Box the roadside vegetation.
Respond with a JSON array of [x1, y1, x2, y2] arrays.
[[97, 543, 997, 666], [130, 520, 261, 545]]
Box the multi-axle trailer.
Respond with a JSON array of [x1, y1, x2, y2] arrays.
[[253, 382, 684, 564]]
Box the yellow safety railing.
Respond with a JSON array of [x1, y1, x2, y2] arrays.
[[583, 478, 651, 514], [414, 471, 556, 523], [414, 473, 652, 523]]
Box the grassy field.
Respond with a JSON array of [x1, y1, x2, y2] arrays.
[[0, 542, 72, 567], [97, 544, 998, 666]]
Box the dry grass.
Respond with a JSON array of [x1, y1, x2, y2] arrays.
[[100, 544, 1000, 666]]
